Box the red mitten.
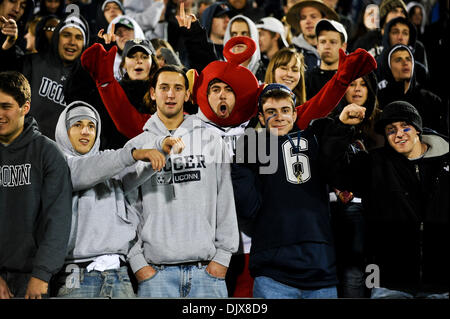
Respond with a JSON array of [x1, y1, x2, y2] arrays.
[[336, 48, 377, 86], [81, 43, 117, 86]]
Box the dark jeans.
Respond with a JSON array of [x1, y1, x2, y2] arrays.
[[0, 271, 49, 298], [331, 201, 367, 298]]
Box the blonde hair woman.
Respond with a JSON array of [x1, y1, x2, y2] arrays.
[[264, 47, 307, 105]]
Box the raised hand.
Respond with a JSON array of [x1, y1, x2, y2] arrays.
[[339, 103, 366, 125], [0, 16, 18, 50], [97, 22, 116, 44], [175, 1, 197, 29]]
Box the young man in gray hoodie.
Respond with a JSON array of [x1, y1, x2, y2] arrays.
[[53, 100, 167, 298], [127, 65, 239, 298]]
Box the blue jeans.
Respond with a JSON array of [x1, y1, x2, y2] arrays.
[[371, 287, 449, 299], [137, 264, 228, 298], [253, 276, 337, 299], [56, 266, 135, 298]]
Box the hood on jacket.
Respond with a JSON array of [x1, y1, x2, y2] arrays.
[[3, 115, 41, 151], [106, 14, 145, 40], [291, 33, 320, 58], [49, 12, 90, 63], [378, 43, 416, 94], [223, 14, 261, 74], [331, 71, 379, 124], [406, 1, 427, 34], [55, 100, 101, 157], [381, 16, 417, 52], [200, 1, 231, 39]]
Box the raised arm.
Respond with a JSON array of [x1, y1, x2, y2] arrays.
[[81, 43, 151, 138], [296, 48, 377, 130]]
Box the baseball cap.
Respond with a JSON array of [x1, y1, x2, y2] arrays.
[[115, 17, 134, 30], [213, 2, 231, 18], [122, 39, 155, 58], [315, 19, 348, 43], [256, 17, 289, 48]]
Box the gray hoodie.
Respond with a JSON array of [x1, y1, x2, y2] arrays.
[[223, 15, 262, 76], [126, 114, 239, 271], [54, 101, 149, 263]]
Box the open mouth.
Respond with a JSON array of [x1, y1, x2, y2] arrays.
[[134, 68, 144, 72], [218, 104, 228, 116], [65, 48, 77, 55], [79, 138, 90, 146]]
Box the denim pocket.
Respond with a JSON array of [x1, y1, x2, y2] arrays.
[[203, 267, 225, 280]]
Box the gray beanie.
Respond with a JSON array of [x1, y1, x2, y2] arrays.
[[66, 105, 98, 130]]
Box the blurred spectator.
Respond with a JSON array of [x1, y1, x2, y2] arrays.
[[23, 15, 41, 53], [256, 17, 289, 71], [123, 0, 166, 40], [223, 14, 265, 81], [34, 14, 59, 53], [406, 1, 427, 42], [286, 0, 339, 71], [36, 0, 65, 18], [226, 0, 264, 22], [200, 1, 231, 60], [351, 0, 407, 58]]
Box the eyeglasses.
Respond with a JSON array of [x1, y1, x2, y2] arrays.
[[43, 26, 56, 32]]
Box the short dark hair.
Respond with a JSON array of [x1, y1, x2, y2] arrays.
[[0, 71, 31, 107], [207, 78, 234, 95], [150, 65, 189, 90]]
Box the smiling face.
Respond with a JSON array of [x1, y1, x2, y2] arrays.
[[274, 55, 301, 91], [385, 121, 421, 158], [0, 89, 29, 145], [124, 49, 151, 80], [345, 77, 368, 106], [0, 0, 27, 21], [259, 97, 296, 136], [207, 80, 236, 119], [68, 119, 96, 154], [58, 27, 84, 64]]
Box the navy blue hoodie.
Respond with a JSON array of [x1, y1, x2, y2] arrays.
[[232, 118, 355, 289], [0, 116, 72, 283]]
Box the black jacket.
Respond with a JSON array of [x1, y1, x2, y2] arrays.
[[377, 45, 447, 135], [329, 129, 449, 294]]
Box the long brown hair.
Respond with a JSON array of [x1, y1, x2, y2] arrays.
[[264, 48, 306, 105]]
